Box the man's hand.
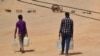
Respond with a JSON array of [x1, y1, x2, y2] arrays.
[[26, 34, 28, 37], [14, 27, 17, 39], [59, 33, 61, 40], [14, 35, 16, 39]]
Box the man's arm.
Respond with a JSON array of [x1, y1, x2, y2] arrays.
[[25, 22, 28, 37], [25, 27, 28, 37], [14, 26, 17, 38], [71, 20, 74, 39], [59, 20, 63, 40]]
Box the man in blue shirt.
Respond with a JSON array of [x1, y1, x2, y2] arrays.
[[14, 15, 28, 53], [59, 12, 73, 56]]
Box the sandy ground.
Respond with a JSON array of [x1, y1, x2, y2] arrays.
[[0, 0, 100, 56]]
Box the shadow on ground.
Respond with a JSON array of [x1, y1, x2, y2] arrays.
[[24, 49, 35, 52], [69, 52, 82, 55], [15, 49, 35, 53]]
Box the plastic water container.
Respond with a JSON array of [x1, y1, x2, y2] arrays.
[[69, 39, 74, 50], [24, 37, 29, 46], [12, 38, 18, 51], [57, 40, 62, 49]]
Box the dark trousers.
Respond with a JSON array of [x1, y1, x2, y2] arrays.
[[18, 34, 25, 51], [61, 33, 71, 54]]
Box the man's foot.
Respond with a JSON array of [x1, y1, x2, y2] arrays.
[[21, 50, 25, 53], [20, 48, 25, 53], [60, 52, 64, 55], [20, 48, 21, 51], [65, 53, 68, 56]]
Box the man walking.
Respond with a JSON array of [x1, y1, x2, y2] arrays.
[[14, 15, 28, 53], [59, 12, 73, 56]]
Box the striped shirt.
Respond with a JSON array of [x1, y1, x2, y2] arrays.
[[59, 18, 73, 35]]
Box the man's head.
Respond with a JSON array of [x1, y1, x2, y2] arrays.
[[18, 15, 23, 20], [65, 12, 70, 18]]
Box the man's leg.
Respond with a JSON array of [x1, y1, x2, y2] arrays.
[[65, 36, 71, 56], [61, 34, 66, 54], [19, 34, 25, 53]]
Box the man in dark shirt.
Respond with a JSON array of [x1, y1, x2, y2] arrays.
[[14, 15, 28, 53], [59, 12, 73, 56]]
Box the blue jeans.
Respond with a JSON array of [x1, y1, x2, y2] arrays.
[[61, 33, 71, 54]]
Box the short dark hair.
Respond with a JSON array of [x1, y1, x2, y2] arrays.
[[65, 12, 70, 17], [18, 15, 23, 20]]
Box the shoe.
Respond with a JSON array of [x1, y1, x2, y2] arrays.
[[60, 52, 64, 55], [20, 48, 25, 53], [21, 50, 25, 53], [20, 48, 21, 51], [65, 53, 68, 56]]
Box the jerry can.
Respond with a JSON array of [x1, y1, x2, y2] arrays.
[[24, 37, 29, 46]]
